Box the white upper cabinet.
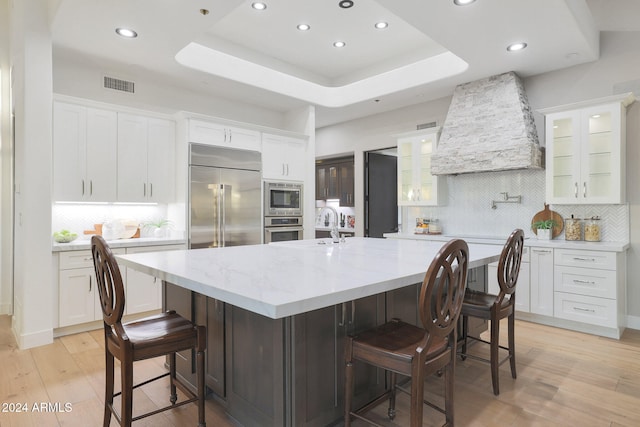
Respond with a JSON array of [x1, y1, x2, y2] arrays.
[[262, 133, 307, 181], [396, 129, 445, 206], [53, 102, 117, 202], [542, 94, 634, 204], [117, 113, 175, 203], [188, 119, 261, 151]]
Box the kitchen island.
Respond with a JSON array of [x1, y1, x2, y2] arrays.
[[116, 237, 502, 427]]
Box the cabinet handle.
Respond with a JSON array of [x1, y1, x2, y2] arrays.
[[573, 279, 596, 285], [583, 182, 587, 198], [533, 249, 552, 254], [90, 180, 93, 196], [348, 300, 355, 325], [143, 183, 146, 196], [89, 276, 92, 292], [572, 257, 596, 262], [573, 306, 596, 314], [150, 183, 153, 198], [282, 164, 286, 176], [286, 164, 289, 176], [338, 302, 347, 327], [229, 129, 232, 142], [574, 182, 578, 198], [82, 179, 85, 196]]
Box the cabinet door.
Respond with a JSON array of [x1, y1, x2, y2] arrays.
[[147, 118, 176, 203], [126, 245, 183, 314], [86, 108, 118, 202], [546, 111, 581, 203], [163, 283, 196, 386], [206, 297, 225, 397], [262, 134, 307, 181], [53, 102, 86, 201], [530, 247, 554, 316], [338, 162, 354, 206], [545, 102, 624, 204], [189, 119, 227, 146], [397, 131, 442, 206], [227, 125, 261, 151], [316, 165, 327, 199], [117, 113, 148, 202], [580, 104, 623, 203], [397, 138, 414, 204], [59, 268, 96, 327]]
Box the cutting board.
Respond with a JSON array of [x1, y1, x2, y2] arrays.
[[531, 203, 563, 238]]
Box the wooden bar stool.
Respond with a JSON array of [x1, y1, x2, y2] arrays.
[[91, 235, 206, 427], [344, 239, 469, 427], [460, 229, 524, 395]]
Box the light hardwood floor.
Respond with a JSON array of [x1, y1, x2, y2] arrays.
[[1, 314, 640, 426]]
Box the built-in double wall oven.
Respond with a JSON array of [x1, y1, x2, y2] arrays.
[[264, 181, 303, 243]]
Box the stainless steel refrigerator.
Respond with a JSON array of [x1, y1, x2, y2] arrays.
[[189, 144, 262, 249]]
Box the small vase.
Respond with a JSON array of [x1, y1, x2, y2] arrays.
[[537, 228, 552, 240]]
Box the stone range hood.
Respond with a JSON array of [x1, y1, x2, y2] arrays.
[[431, 71, 542, 175]]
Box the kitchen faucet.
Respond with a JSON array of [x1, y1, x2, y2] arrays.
[[320, 206, 340, 243]]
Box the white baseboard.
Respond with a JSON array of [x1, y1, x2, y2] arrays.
[[626, 315, 640, 330], [12, 317, 53, 349]]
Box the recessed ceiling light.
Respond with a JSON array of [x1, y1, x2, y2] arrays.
[[252, 2, 267, 10], [454, 0, 476, 5], [297, 23, 310, 31], [115, 28, 138, 38], [200, 9, 210, 16], [506, 42, 527, 52], [339, 1, 354, 8], [333, 41, 346, 48], [592, 114, 601, 119], [374, 22, 388, 29]]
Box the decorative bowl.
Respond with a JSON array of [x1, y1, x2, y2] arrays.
[[53, 230, 78, 243]]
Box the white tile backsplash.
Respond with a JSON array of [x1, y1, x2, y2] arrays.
[[52, 203, 174, 240], [402, 169, 629, 242]]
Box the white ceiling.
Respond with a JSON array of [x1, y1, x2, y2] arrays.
[[50, 0, 640, 128]]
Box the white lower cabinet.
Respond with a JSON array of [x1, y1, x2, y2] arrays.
[[553, 248, 622, 330], [58, 244, 184, 329], [124, 245, 184, 314], [488, 247, 530, 312], [58, 248, 125, 327], [529, 247, 554, 316]]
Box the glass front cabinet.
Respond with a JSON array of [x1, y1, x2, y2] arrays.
[[396, 128, 445, 206], [542, 93, 634, 204]]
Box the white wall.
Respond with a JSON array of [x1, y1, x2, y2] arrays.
[[0, 0, 13, 315], [10, 0, 54, 348], [316, 31, 640, 321], [52, 50, 286, 130]]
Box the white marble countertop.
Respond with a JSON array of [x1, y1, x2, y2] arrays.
[[115, 237, 502, 319], [52, 237, 187, 252], [383, 232, 629, 252]]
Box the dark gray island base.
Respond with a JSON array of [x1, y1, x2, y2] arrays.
[[164, 273, 488, 427]]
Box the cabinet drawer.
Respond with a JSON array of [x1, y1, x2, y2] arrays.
[[59, 248, 125, 269], [554, 249, 616, 270], [554, 266, 616, 299], [554, 292, 617, 327]]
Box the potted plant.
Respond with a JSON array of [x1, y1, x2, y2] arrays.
[[142, 219, 173, 238], [532, 219, 557, 240]]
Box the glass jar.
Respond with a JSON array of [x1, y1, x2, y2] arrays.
[[564, 217, 582, 241], [584, 217, 601, 242]]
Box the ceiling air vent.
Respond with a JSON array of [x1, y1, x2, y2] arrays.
[[103, 76, 135, 93], [416, 121, 437, 130]]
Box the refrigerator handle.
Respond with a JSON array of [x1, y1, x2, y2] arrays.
[[220, 184, 226, 247]]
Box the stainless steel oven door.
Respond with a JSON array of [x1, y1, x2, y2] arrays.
[[264, 226, 304, 243]]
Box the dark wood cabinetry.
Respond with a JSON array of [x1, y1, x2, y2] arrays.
[[316, 157, 354, 206], [293, 295, 386, 427], [164, 277, 484, 427]]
